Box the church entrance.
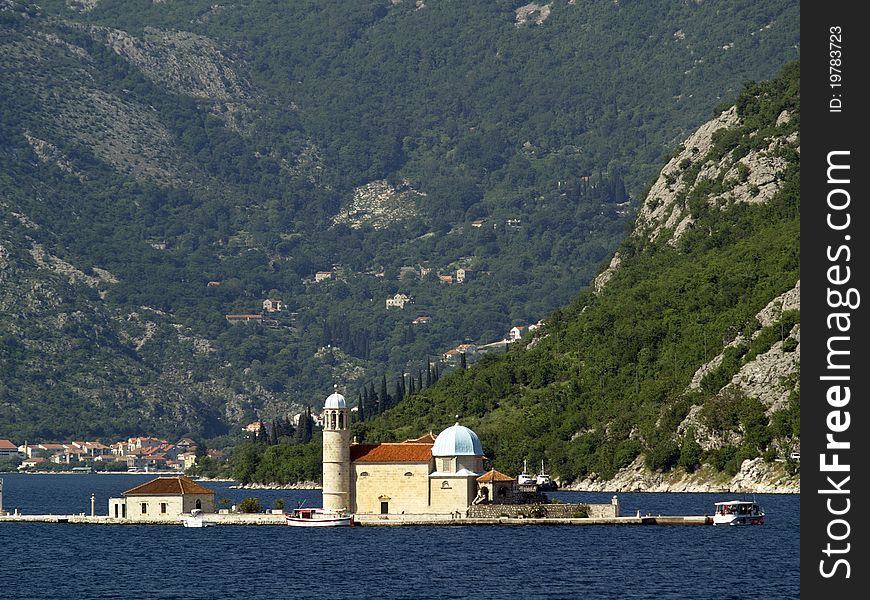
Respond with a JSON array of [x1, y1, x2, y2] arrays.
[[380, 501, 389, 514]]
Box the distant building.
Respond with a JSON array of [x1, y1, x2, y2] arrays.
[[439, 275, 454, 284], [262, 298, 284, 313], [455, 267, 474, 283], [315, 271, 333, 282], [243, 420, 270, 437], [507, 326, 526, 342], [471, 219, 485, 228], [108, 476, 216, 521], [18, 457, 47, 470], [225, 314, 263, 324], [386, 293, 412, 309], [412, 315, 432, 325], [0, 439, 19, 458], [442, 343, 476, 363], [206, 281, 222, 287]]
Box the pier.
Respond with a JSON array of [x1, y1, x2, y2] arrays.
[[0, 513, 713, 526]]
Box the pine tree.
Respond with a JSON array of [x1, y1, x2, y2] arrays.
[[426, 359, 432, 387], [460, 352, 467, 369]]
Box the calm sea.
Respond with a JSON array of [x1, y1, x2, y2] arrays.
[[0, 473, 798, 600]]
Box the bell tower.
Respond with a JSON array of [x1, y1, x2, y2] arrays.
[[321, 386, 350, 511]]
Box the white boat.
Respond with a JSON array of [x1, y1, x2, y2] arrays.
[[285, 507, 354, 527], [182, 508, 216, 528], [517, 460, 535, 486], [712, 500, 764, 526], [535, 460, 557, 491]]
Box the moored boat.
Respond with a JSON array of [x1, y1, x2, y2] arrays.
[[517, 460, 535, 486], [712, 500, 764, 525], [534, 460, 557, 491], [285, 507, 354, 527], [182, 508, 216, 527]]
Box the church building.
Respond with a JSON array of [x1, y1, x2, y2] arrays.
[[321, 390, 485, 516]]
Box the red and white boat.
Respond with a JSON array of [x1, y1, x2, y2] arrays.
[[285, 507, 354, 527]]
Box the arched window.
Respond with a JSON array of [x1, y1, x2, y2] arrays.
[[441, 481, 451, 489], [404, 472, 413, 477], [195, 499, 202, 510], [338, 412, 344, 429]]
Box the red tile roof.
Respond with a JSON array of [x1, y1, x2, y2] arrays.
[[403, 432, 437, 444], [351, 443, 433, 463], [0, 439, 17, 450], [123, 476, 215, 496], [477, 469, 515, 482]]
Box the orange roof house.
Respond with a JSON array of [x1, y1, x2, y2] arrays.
[[476, 469, 517, 503], [109, 476, 216, 521], [123, 476, 216, 496]]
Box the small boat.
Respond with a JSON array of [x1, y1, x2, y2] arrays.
[[285, 507, 354, 527], [535, 460, 557, 491], [517, 460, 535, 486], [182, 508, 216, 528], [712, 500, 764, 525]]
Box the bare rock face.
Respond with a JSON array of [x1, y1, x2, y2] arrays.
[[565, 456, 799, 493], [331, 180, 425, 230]]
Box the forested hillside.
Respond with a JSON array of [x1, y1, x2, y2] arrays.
[[0, 0, 799, 441], [355, 62, 800, 487]]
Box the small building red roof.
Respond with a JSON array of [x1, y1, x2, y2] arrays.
[[0, 439, 17, 450], [123, 476, 215, 496], [477, 469, 515, 483], [351, 443, 433, 463]]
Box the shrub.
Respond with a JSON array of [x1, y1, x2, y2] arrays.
[[238, 497, 262, 513]]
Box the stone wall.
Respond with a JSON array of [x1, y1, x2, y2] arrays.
[[467, 497, 618, 519]]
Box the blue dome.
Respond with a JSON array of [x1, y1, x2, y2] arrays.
[[324, 392, 346, 409], [432, 423, 483, 457]]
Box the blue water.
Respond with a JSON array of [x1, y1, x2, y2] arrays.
[[0, 474, 799, 599]]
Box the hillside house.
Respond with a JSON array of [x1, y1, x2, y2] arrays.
[[206, 281, 222, 287], [439, 275, 454, 284], [471, 219, 485, 228], [386, 293, 412, 309], [315, 271, 334, 282], [455, 267, 474, 283], [442, 343, 476, 363], [108, 476, 216, 521], [412, 315, 432, 325], [243, 420, 270, 437], [262, 298, 284, 313], [507, 326, 527, 342]]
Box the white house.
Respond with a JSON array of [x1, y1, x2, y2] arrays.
[[386, 293, 412, 309]]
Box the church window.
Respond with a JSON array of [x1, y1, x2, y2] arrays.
[[196, 499, 202, 510], [140, 503, 148, 515], [338, 413, 344, 429], [441, 481, 452, 489], [359, 472, 369, 477]]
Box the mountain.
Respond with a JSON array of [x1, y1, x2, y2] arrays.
[[0, 1, 799, 441], [355, 62, 800, 491]]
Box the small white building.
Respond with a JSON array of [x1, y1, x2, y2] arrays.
[[108, 476, 216, 521], [386, 293, 412, 309]]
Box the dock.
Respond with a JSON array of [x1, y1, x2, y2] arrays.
[[0, 513, 712, 526]]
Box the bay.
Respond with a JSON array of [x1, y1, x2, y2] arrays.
[[0, 473, 798, 600]]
